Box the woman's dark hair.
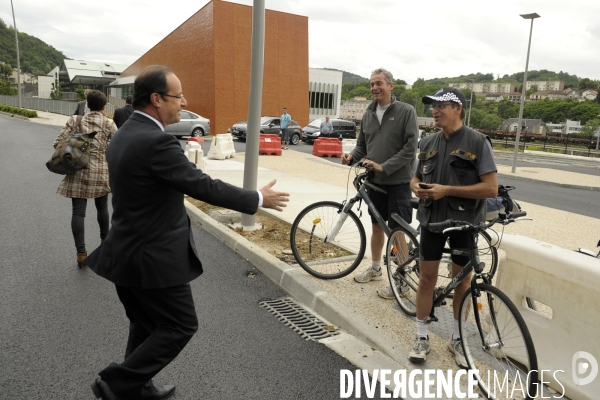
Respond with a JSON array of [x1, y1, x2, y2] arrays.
[[132, 65, 174, 109], [86, 90, 107, 111]]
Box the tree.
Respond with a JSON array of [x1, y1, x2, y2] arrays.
[[75, 85, 86, 101], [399, 89, 425, 117], [412, 78, 426, 88], [50, 72, 62, 100], [0, 79, 17, 95], [497, 100, 520, 120], [0, 64, 13, 79], [348, 86, 371, 99], [578, 78, 599, 91], [580, 118, 600, 139], [394, 79, 407, 86], [391, 85, 406, 98], [461, 88, 476, 108], [526, 84, 538, 99]]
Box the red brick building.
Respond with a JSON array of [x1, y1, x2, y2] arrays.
[[119, 0, 309, 134]]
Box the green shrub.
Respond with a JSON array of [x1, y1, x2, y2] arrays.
[[0, 104, 38, 118]]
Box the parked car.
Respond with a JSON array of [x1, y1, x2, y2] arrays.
[[300, 118, 356, 144], [166, 110, 210, 138], [232, 116, 303, 145]]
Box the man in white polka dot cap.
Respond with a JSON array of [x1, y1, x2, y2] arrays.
[[407, 87, 498, 367]]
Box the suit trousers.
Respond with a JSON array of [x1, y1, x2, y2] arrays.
[[99, 283, 198, 399]]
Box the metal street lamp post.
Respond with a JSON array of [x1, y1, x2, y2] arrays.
[[10, 0, 22, 109], [511, 12, 540, 173], [467, 79, 474, 127], [241, 0, 265, 230]]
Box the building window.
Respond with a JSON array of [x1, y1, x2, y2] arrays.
[[310, 91, 334, 109]]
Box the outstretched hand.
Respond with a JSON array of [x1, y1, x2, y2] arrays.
[[259, 179, 290, 211]]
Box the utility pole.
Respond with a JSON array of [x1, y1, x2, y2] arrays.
[[10, 0, 22, 109]]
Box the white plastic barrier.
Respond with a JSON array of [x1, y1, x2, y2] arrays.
[[342, 139, 357, 154], [207, 133, 236, 160], [184, 142, 206, 171], [497, 234, 600, 400]]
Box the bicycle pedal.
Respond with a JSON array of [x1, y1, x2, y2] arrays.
[[440, 300, 447, 306], [424, 316, 437, 324]]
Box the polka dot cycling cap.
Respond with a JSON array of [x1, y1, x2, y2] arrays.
[[422, 87, 466, 106]]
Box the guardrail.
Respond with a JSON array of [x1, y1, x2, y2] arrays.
[[497, 234, 600, 400], [0, 95, 117, 117], [491, 139, 600, 158]]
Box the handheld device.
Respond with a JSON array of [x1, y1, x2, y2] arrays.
[[419, 182, 431, 189]]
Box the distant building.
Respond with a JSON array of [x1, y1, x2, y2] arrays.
[[546, 120, 582, 135], [581, 89, 598, 101], [525, 81, 564, 91], [484, 93, 504, 102], [339, 98, 370, 121], [448, 82, 514, 95], [309, 68, 342, 121], [58, 59, 129, 94], [507, 92, 522, 102], [499, 118, 547, 135]]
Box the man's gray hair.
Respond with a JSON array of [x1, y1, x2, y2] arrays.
[[371, 68, 394, 84]]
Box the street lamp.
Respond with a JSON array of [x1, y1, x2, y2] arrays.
[[511, 12, 540, 173], [467, 79, 474, 127], [10, 0, 22, 109]]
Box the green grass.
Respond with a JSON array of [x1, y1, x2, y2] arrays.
[[0, 104, 37, 118]]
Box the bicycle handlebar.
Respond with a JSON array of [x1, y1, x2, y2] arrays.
[[428, 210, 529, 235]]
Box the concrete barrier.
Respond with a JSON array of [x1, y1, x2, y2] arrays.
[[207, 133, 236, 160], [497, 234, 600, 399], [342, 139, 357, 154], [184, 142, 206, 171]]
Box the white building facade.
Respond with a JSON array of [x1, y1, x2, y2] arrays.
[[308, 68, 343, 121]]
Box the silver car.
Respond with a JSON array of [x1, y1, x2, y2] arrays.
[[166, 110, 210, 138]]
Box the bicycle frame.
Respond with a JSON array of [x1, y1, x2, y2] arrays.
[[325, 175, 390, 243]]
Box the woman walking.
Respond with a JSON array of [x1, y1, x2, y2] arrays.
[[54, 90, 117, 268]]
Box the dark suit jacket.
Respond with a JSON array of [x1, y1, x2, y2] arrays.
[[87, 112, 259, 289], [74, 100, 86, 116], [112, 105, 134, 128]]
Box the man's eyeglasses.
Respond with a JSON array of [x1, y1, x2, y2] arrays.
[[430, 102, 454, 110], [160, 93, 184, 101]]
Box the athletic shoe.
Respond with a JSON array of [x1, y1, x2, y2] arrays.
[[377, 280, 409, 300], [353, 267, 382, 283], [448, 338, 469, 369], [409, 336, 430, 363]]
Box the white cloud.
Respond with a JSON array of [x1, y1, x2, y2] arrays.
[[1, 0, 599, 83]]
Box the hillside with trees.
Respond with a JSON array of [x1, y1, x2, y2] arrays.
[[0, 18, 67, 76]]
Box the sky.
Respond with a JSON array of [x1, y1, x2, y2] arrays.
[[2, 0, 600, 84]]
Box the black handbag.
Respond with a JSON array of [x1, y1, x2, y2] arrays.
[[46, 115, 97, 175]]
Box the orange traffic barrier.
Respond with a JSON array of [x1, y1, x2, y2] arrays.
[[312, 138, 341, 157], [186, 136, 205, 146], [259, 134, 282, 156]]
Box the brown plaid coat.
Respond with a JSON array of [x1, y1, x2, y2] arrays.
[[55, 112, 117, 199]]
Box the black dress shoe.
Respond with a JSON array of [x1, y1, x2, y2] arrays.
[[91, 377, 121, 400], [138, 383, 176, 400]]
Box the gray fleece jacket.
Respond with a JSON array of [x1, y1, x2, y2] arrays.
[[350, 96, 418, 185]]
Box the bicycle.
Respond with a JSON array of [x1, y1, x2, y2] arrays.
[[386, 211, 538, 399], [289, 160, 498, 282]]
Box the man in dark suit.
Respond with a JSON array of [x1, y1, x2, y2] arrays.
[[87, 65, 289, 400], [74, 89, 91, 116], [112, 95, 134, 128]]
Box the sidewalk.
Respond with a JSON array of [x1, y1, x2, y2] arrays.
[[187, 149, 600, 395]]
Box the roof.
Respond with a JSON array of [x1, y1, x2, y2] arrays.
[[499, 118, 545, 133], [61, 59, 129, 84], [485, 93, 503, 97]]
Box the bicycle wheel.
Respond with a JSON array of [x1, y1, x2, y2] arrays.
[[437, 230, 499, 291], [385, 227, 420, 317], [290, 201, 366, 279], [458, 283, 538, 400]]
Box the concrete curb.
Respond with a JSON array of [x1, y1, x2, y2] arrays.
[[184, 199, 413, 368], [497, 172, 600, 191], [0, 111, 30, 121]]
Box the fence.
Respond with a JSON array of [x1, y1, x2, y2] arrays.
[[491, 137, 600, 158], [0, 95, 117, 116]]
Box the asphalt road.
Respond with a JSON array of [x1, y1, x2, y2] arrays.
[[190, 136, 599, 219], [0, 116, 391, 400]]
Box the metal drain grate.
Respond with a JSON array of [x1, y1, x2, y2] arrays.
[[259, 297, 340, 341]]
